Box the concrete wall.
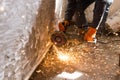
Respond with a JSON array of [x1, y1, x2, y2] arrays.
[[24, 0, 55, 80], [0, 0, 40, 80], [0, 0, 55, 80]]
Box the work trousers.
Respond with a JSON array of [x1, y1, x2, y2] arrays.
[[65, 0, 113, 29]]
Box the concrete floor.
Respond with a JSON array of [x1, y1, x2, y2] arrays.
[[29, 26, 120, 80]]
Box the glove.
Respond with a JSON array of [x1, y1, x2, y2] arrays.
[[84, 27, 97, 43], [58, 20, 70, 31]]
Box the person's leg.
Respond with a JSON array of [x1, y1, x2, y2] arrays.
[[74, 0, 95, 27], [65, 0, 77, 21], [91, 0, 113, 29], [84, 0, 113, 43]]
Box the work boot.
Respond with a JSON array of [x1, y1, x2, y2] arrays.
[[58, 20, 70, 31], [84, 27, 97, 43], [79, 25, 88, 35]]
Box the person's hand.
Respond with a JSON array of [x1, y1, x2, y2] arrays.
[[58, 20, 70, 31], [84, 27, 97, 43]]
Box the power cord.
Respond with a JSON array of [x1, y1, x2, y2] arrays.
[[98, 39, 120, 44]]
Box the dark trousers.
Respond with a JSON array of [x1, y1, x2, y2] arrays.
[[65, 0, 113, 29]]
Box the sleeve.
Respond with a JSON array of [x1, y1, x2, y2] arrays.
[[65, 0, 77, 21]]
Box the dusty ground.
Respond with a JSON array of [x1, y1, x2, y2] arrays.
[[29, 26, 120, 80]]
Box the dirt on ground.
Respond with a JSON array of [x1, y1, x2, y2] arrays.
[[30, 25, 120, 80]]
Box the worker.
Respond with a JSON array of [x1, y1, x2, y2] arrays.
[[59, 0, 113, 43]]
